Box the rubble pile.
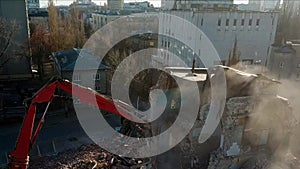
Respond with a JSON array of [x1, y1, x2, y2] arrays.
[[207, 149, 233, 169], [29, 144, 152, 169], [206, 94, 298, 169], [240, 153, 270, 169]]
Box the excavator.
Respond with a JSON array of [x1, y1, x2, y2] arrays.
[[8, 77, 143, 169]]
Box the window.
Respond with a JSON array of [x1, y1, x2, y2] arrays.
[[218, 19, 221, 26], [279, 62, 284, 69], [233, 19, 237, 26], [254, 60, 262, 65], [249, 19, 252, 26], [149, 41, 154, 46], [221, 60, 226, 65], [95, 86, 101, 92], [241, 19, 245, 26], [226, 19, 229, 26], [73, 74, 81, 81], [242, 59, 253, 65], [93, 73, 100, 80], [170, 99, 176, 109], [296, 74, 300, 80], [256, 19, 260, 26]]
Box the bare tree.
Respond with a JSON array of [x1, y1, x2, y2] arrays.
[[275, 0, 300, 44], [48, 0, 63, 52], [0, 18, 21, 68], [69, 6, 86, 48], [48, 0, 86, 51], [30, 27, 51, 79], [105, 48, 130, 71]]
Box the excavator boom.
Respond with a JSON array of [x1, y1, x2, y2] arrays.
[[8, 77, 139, 169]]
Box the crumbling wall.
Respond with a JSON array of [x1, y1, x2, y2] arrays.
[[151, 66, 288, 168], [221, 97, 253, 154], [207, 95, 295, 169]]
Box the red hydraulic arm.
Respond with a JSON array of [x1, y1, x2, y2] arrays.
[[8, 77, 142, 169]]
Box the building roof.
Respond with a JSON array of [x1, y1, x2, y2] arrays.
[[52, 48, 110, 71], [92, 10, 120, 15], [92, 8, 158, 16], [164, 65, 259, 82]]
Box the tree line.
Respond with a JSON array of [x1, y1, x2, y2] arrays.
[[30, 0, 89, 78], [275, 0, 300, 44]]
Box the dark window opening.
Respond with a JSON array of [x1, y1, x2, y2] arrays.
[[242, 59, 253, 65], [241, 19, 245, 26], [280, 62, 284, 68], [218, 19, 221, 26]]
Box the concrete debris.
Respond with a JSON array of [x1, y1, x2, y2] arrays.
[[29, 66, 298, 169], [207, 149, 234, 169], [206, 95, 298, 169], [29, 144, 152, 169], [240, 153, 270, 169]]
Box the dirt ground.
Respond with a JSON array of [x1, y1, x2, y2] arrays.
[[29, 144, 152, 169]]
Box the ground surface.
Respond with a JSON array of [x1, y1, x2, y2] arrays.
[[29, 144, 152, 169]]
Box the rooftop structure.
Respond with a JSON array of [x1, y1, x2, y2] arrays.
[[161, 0, 236, 10]]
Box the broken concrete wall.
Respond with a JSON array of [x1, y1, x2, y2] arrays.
[[207, 95, 296, 169]]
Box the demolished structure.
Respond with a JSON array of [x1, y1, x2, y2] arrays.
[[29, 66, 297, 169], [150, 66, 297, 168]]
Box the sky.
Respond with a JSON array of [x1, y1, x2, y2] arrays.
[[39, 0, 250, 8]]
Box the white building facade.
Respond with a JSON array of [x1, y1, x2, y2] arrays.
[[91, 12, 120, 29], [157, 11, 279, 67]]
